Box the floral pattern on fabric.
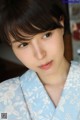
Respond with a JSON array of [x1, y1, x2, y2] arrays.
[[0, 61, 80, 120]]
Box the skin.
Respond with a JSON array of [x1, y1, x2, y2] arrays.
[[11, 21, 70, 86], [10, 21, 70, 106]]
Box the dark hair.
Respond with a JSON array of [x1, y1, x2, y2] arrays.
[[0, 0, 66, 44]]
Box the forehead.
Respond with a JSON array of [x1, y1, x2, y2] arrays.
[[9, 30, 48, 43]]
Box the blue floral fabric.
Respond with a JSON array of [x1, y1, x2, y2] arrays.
[[0, 61, 80, 120]]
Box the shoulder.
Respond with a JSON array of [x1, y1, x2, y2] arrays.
[[0, 69, 33, 86], [0, 77, 20, 91], [71, 61, 80, 73], [20, 69, 37, 82], [0, 77, 21, 106], [0, 69, 35, 91], [0, 77, 20, 109], [69, 61, 80, 85], [0, 75, 31, 120]]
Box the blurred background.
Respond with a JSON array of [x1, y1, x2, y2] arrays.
[[0, 2, 80, 82]]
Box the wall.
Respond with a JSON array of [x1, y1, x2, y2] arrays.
[[69, 3, 80, 62], [0, 42, 22, 65]]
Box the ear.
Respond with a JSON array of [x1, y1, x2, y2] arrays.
[[59, 16, 64, 35], [60, 20, 64, 27], [59, 16, 64, 27]]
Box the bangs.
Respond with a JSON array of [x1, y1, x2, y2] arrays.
[[1, 0, 64, 43], [6, 16, 63, 43]]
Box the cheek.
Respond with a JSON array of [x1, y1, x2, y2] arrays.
[[13, 50, 38, 70], [47, 36, 64, 55], [12, 48, 32, 65]]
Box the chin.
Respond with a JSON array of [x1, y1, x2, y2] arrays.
[[41, 66, 56, 76]]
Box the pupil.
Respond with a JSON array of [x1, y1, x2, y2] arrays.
[[46, 32, 50, 37]]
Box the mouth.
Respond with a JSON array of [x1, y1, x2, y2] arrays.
[[39, 60, 53, 70]]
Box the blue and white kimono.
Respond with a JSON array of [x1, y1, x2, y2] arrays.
[[0, 61, 80, 120]]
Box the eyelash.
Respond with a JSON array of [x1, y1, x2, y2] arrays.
[[43, 32, 52, 39], [18, 42, 28, 48], [17, 32, 52, 48]]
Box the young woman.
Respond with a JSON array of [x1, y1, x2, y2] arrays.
[[0, 0, 80, 120]]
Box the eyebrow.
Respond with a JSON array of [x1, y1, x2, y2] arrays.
[[11, 31, 50, 44], [11, 40, 30, 44], [11, 40, 19, 43]]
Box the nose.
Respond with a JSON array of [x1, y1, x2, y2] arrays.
[[31, 40, 46, 60]]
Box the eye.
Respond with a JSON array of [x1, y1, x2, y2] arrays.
[[18, 42, 28, 48], [43, 32, 52, 39]]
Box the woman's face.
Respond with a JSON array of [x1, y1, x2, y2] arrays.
[[11, 22, 65, 76]]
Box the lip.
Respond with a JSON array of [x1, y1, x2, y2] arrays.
[[39, 60, 53, 70]]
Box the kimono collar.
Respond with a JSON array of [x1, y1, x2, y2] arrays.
[[20, 61, 80, 120], [20, 70, 56, 120]]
